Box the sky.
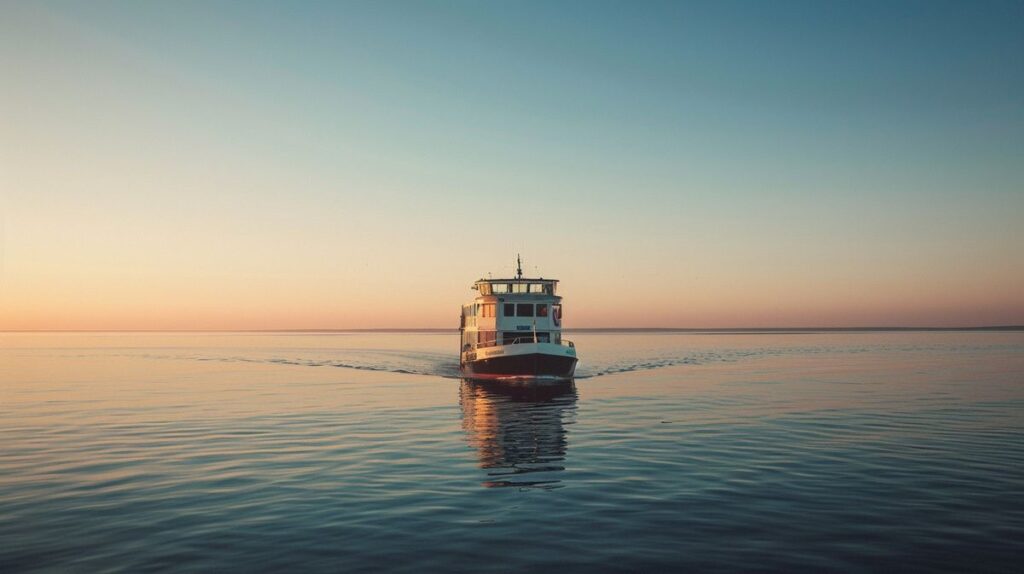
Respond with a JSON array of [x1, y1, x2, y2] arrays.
[[1, 0, 1022, 329]]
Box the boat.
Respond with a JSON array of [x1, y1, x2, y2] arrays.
[[459, 256, 578, 381]]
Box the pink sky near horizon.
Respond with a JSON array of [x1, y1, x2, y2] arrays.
[[2, 253, 1021, 330]]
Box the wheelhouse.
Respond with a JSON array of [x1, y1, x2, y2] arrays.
[[474, 279, 557, 296]]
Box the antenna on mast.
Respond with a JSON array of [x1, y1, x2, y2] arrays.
[[516, 254, 523, 280]]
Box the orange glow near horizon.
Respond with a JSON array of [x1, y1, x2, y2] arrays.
[[2, 274, 1021, 330]]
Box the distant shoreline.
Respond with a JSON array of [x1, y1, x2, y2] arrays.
[[4, 326, 1023, 334]]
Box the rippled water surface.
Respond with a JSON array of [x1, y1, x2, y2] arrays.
[[2, 331, 1023, 572]]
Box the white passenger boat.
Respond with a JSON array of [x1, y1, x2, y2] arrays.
[[459, 257, 578, 381]]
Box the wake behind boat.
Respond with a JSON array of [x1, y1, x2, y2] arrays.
[[459, 257, 578, 381]]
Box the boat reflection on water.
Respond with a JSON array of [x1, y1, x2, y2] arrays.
[[459, 379, 578, 489]]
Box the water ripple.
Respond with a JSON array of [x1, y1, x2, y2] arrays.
[[2, 332, 1023, 572]]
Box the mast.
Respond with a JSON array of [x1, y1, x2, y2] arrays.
[[516, 254, 523, 280]]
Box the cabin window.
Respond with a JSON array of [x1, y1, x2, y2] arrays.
[[516, 303, 534, 317], [501, 331, 550, 344], [502, 332, 530, 345], [503, 303, 515, 317], [480, 303, 495, 317], [478, 331, 496, 347], [511, 283, 527, 293], [536, 304, 549, 317], [492, 283, 509, 294]]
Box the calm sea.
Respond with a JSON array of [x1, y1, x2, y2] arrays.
[[2, 331, 1023, 572]]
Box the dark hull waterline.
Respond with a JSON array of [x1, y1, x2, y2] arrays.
[[462, 352, 577, 381]]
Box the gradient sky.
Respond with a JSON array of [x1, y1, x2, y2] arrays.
[[2, 0, 1022, 329]]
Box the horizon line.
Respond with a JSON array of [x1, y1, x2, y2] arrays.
[[3, 326, 1023, 333]]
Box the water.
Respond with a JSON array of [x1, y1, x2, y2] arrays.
[[2, 331, 1023, 572]]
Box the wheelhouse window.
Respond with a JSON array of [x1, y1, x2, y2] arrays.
[[536, 304, 549, 317], [516, 303, 534, 317], [503, 303, 515, 317], [482, 281, 555, 295]]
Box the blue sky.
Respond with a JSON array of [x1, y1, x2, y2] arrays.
[[1, 1, 1022, 328]]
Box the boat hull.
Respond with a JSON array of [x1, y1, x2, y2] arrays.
[[463, 353, 577, 380], [462, 343, 577, 381]]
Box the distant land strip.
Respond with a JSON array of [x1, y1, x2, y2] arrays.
[[4, 326, 1023, 333]]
